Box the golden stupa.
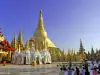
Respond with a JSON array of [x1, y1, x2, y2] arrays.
[[33, 10, 56, 48]]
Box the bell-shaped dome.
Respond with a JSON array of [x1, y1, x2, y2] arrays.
[[33, 10, 56, 47]]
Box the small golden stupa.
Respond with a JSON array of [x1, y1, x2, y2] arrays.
[[78, 39, 86, 62], [30, 10, 56, 50]]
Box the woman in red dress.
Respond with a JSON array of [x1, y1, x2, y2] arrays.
[[3, 60, 6, 66], [2, 56, 6, 66]]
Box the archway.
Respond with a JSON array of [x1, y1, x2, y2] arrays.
[[24, 57, 26, 64], [42, 58, 44, 64]]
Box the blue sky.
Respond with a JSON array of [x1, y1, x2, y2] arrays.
[[0, 0, 100, 52]]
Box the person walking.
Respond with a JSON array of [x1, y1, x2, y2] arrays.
[[62, 65, 67, 71], [74, 67, 81, 75], [85, 68, 90, 75], [59, 68, 64, 75], [93, 68, 98, 75], [81, 67, 85, 75], [64, 69, 68, 75], [68, 67, 73, 75], [2, 56, 6, 66], [98, 64, 100, 74]]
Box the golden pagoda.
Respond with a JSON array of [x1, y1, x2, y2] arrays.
[[78, 39, 86, 62], [30, 10, 56, 50]]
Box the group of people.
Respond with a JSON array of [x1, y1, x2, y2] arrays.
[[59, 61, 100, 75]]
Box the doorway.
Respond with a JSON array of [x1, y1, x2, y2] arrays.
[[24, 57, 26, 64]]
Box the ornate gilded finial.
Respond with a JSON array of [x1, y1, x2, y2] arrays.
[[80, 39, 83, 47], [39, 10, 43, 20], [40, 10, 42, 14], [37, 9, 44, 30]]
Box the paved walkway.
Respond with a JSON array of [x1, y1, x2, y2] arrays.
[[0, 64, 60, 75]]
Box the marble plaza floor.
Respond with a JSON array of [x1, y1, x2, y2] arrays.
[[0, 64, 60, 75]]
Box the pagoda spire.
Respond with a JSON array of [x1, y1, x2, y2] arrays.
[[79, 39, 86, 61], [18, 29, 24, 50], [37, 10, 45, 30], [79, 39, 85, 52], [91, 46, 94, 60], [12, 32, 17, 49], [91, 46, 94, 54], [80, 39, 83, 48], [33, 10, 56, 48], [25, 39, 30, 50], [34, 10, 47, 38]]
